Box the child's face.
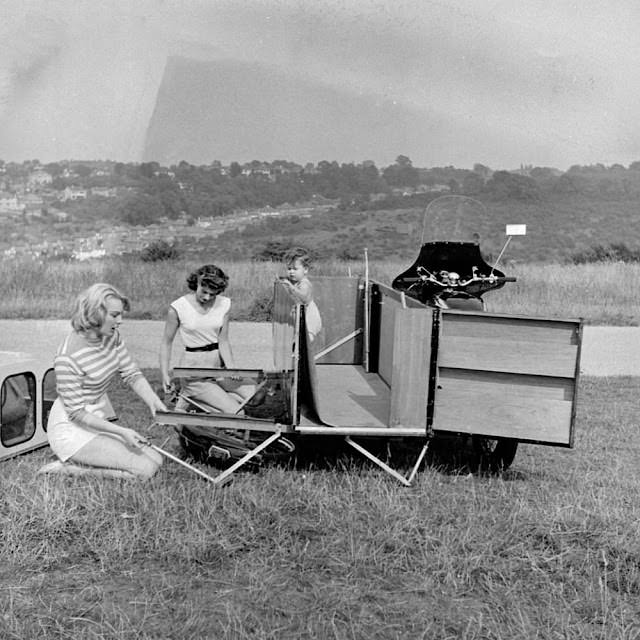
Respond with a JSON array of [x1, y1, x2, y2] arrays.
[[286, 259, 307, 283]]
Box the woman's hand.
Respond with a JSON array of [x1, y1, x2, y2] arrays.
[[161, 372, 174, 393], [122, 428, 148, 449], [149, 395, 167, 416]]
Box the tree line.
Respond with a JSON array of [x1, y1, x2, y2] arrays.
[[4, 157, 640, 227]]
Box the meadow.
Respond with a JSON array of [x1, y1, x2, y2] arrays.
[[2, 254, 640, 638], [0, 374, 639, 639], [1, 256, 640, 325]]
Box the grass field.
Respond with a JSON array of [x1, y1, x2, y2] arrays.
[[2, 256, 640, 325], [1, 372, 639, 639]]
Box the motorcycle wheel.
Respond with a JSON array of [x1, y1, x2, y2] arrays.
[[471, 436, 518, 473]]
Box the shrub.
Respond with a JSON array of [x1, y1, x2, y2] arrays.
[[246, 288, 274, 321], [570, 243, 640, 264], [252, 240, 291, 261], [140, 240, 180, 262]]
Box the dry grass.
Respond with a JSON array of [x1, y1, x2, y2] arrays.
[[1, 373, 639, 638], [2, 257, 640, 324]]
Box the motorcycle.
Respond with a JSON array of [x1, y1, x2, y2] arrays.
[[392, 195, 525, 471]]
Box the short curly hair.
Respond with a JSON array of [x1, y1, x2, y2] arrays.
[[283, 247, 312, 269], [186, 264, 229, 292], [71, 283, 130, 332]]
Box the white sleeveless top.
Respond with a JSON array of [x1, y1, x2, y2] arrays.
[[170, 294, 231, 348]]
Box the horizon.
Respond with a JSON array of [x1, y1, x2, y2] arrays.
[[1, 156, 635, 175]]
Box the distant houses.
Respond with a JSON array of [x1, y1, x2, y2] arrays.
[[0, 192, 21, 216], [61, 186, 88, 201], [21, 193, 45, 214], [27, 170, 53, 188], [90, 186, 117, 198]]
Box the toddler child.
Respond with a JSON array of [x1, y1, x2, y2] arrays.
[[280, 247, 322, 341]]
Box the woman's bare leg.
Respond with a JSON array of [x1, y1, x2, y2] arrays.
[[191, 382, 243, 413], [38, 459, 137, 480], [65, 434, 163, 480], [218, 380, 256, 406]]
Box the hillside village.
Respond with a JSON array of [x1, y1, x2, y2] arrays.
[[0, 161, 335, 259], [2, 156, 640, 263], [0, 157, 450, 260], [1, 203, 335, 261]]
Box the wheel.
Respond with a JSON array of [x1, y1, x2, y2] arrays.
[[471, 436, 518, 473]]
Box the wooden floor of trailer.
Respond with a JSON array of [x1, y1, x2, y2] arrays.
[[296, 364, 425, 438], [301, 364, 389, 428]]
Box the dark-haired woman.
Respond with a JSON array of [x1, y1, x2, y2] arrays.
[[159, 264, 252, 414]]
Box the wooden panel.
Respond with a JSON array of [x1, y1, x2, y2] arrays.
[[373, 282, 427, 309], [272, 281, 296, 371], [442, 311, 580, 344], [389, 309, 431, 429], [375, 284, 427, 386], [439, 337, 579, 378], [309, 277, 364, 364], [296, 424, 425, 436], [434, 311, 582, 446], [438, 368, 576, 401], [312, 364, 390, 428], [433, 382, 573, 444], [377, 294, 396, 386]]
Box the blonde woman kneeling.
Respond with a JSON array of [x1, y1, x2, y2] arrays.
[[40, 283, 165, 480]]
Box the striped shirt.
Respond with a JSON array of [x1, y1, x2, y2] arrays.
[[54, 330, 142, 420]]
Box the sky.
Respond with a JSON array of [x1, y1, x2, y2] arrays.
[[1, 0, 639, 170]]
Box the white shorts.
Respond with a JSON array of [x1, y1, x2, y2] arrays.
[[47, 396, 115, 462]]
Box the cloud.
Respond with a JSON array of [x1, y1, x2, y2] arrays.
[[0, 0, 639, 167], [0, 0, 171, 161]]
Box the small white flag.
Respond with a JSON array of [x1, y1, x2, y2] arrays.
[[505, 224, 527, 236]]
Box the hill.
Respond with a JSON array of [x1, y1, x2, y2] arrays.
[[193, 194, 640, 264], [4, 157, 640, 264]]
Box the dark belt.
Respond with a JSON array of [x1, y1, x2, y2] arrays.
[[185, 343, 219, 352]]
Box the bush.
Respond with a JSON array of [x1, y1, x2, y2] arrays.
[[252, 240, 291, 261], [570, 243, 640, 264], [246, 288, 274, 321], [140, 240, 180, 262]]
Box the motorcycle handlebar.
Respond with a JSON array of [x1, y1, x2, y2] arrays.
[[415, 272, 517, 287], [458, 275, 517, 286]]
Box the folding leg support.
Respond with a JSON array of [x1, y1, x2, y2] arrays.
[[344, 436, 430, 487], [407, 442, 430, 484], [211, 430, 283, 486]]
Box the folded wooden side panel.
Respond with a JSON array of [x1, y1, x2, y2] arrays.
[[432, 311, 582, 446]]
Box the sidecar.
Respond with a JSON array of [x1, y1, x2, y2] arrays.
[[155, 275, 582, 485], [0, 352, 57, 461]]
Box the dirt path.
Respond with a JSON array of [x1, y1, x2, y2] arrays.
[[0, 321, 637, 377]]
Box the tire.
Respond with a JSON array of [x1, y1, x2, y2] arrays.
[[471, 436, 518, 473]]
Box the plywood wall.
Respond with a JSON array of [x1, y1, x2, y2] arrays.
[[433, 311, 582, 446]]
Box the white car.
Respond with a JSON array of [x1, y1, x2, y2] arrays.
[[0, 351, 56, 461]]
